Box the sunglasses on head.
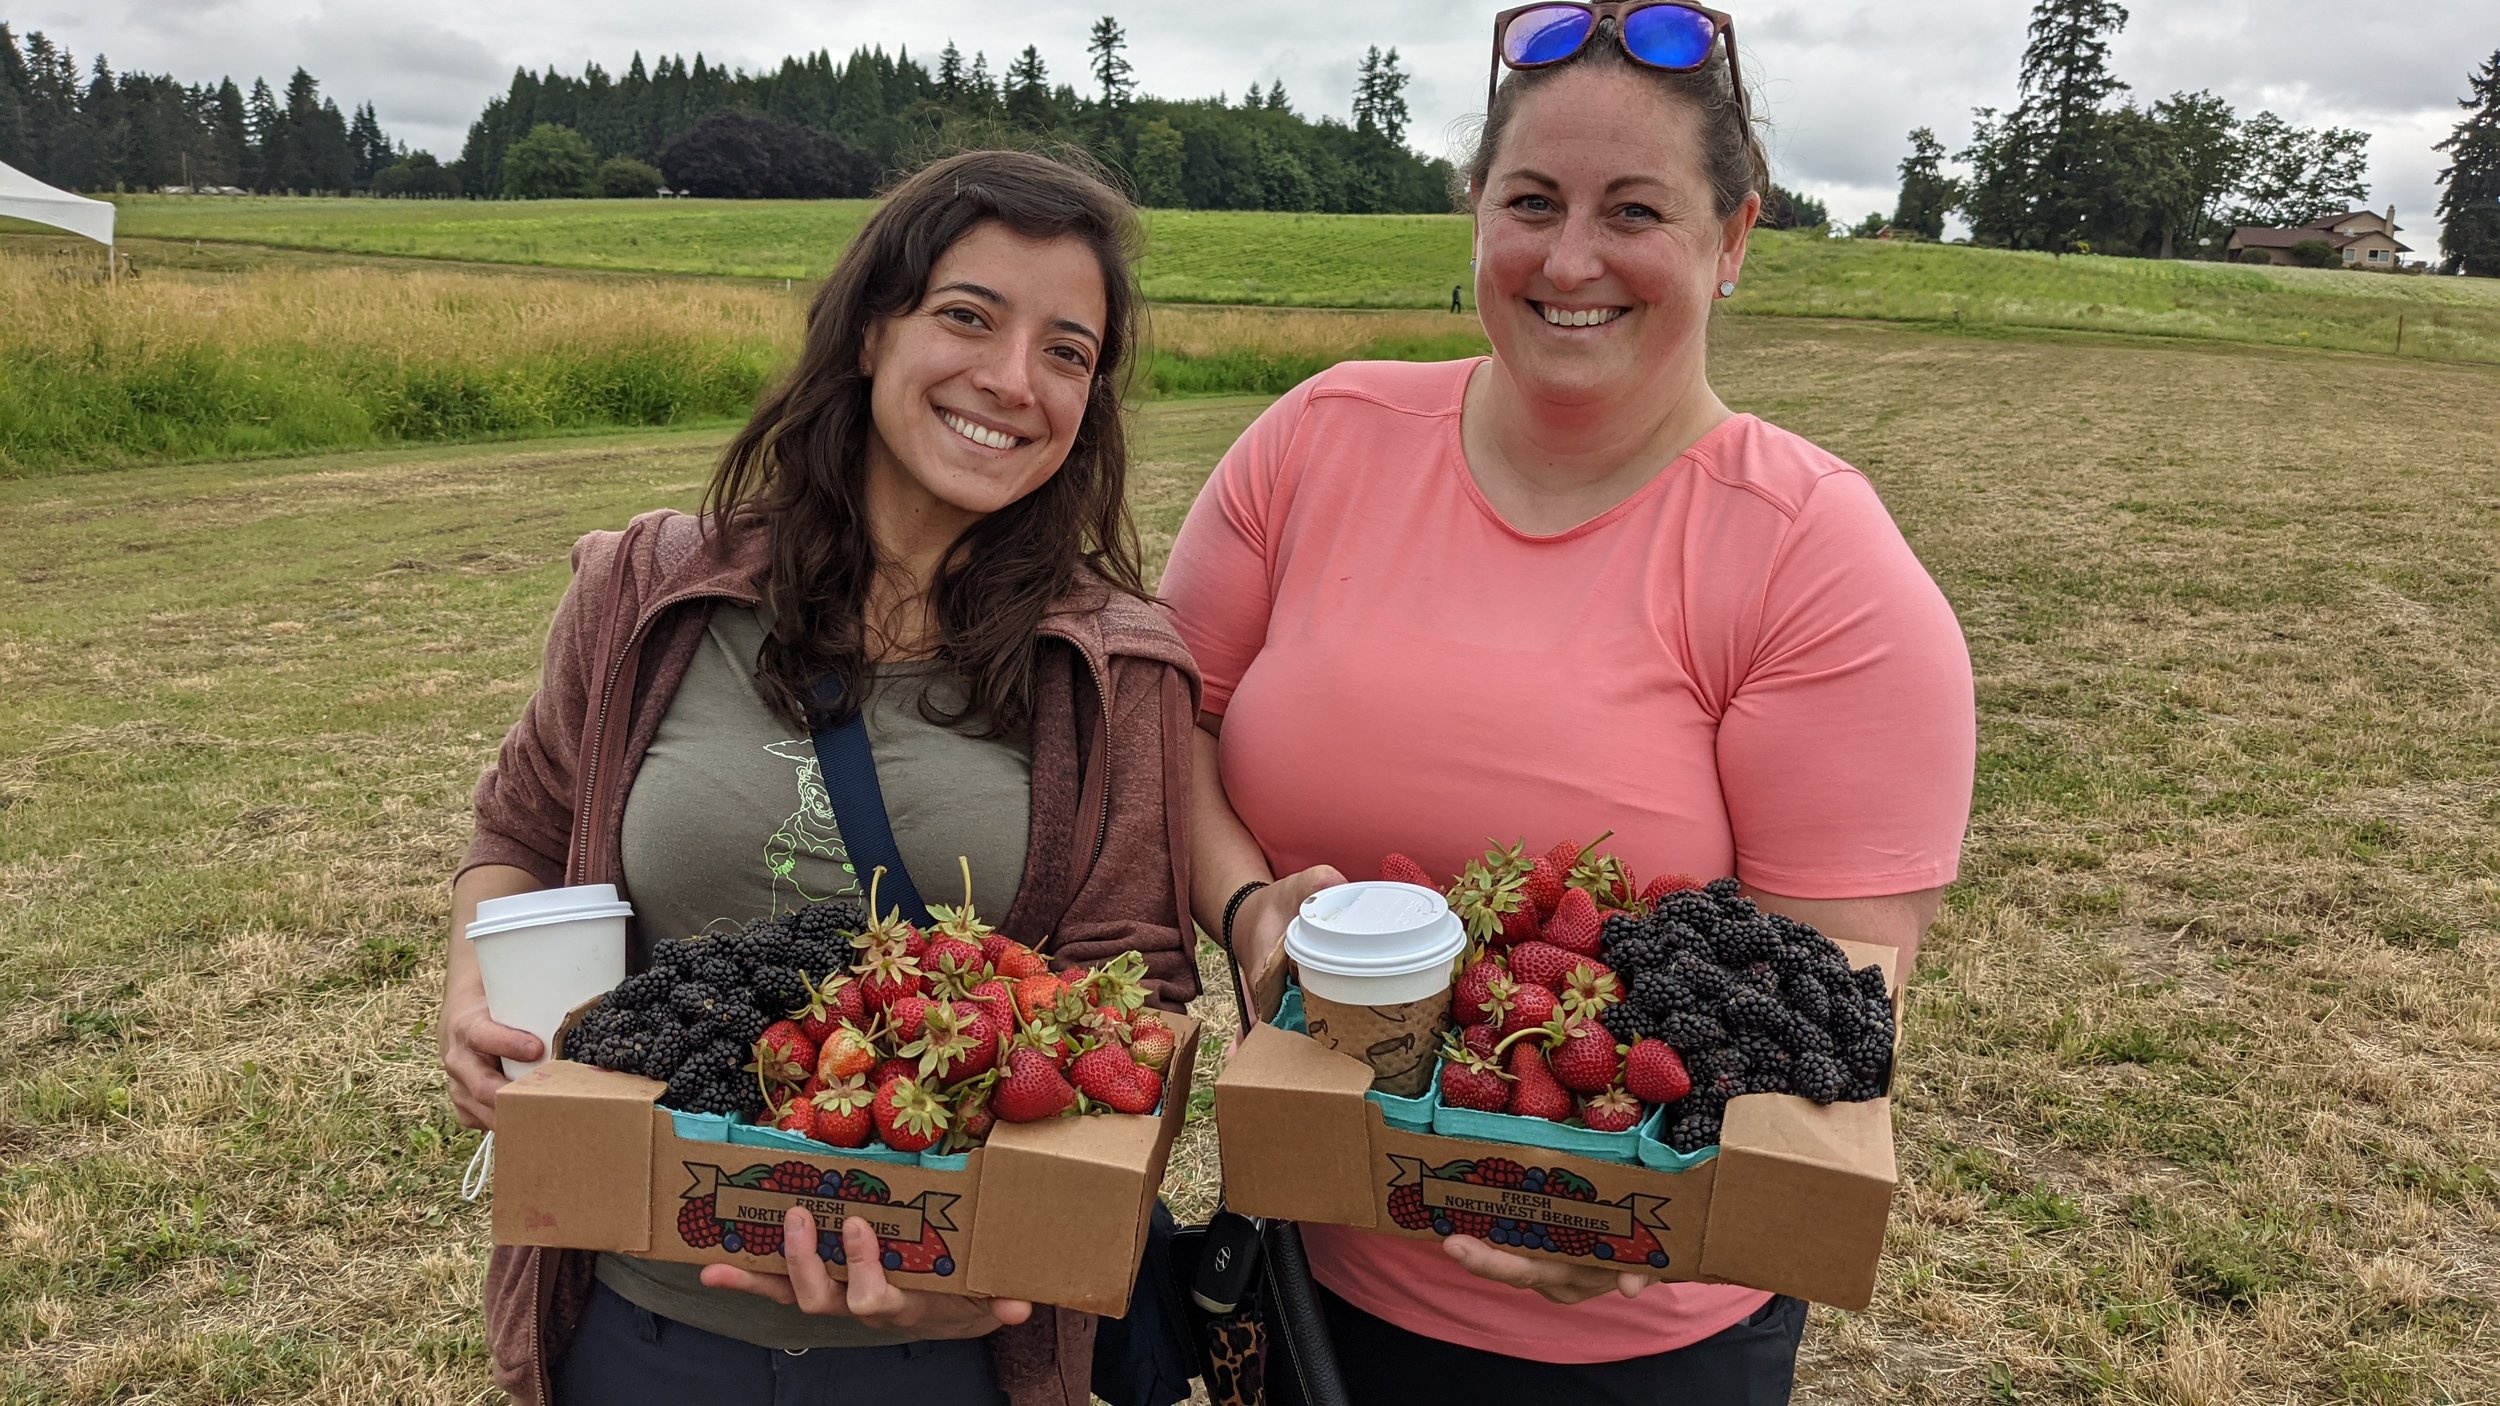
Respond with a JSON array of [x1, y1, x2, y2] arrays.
[[1486, 1, 1748, 127]]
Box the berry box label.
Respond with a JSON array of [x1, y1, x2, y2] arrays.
[[1372, 1133, 1705, 1270]]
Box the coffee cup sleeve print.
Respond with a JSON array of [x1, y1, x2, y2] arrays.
[[1707, 469, 1976, 901]]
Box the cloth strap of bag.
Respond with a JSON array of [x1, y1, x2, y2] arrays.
[[808, 674, 933, 928]]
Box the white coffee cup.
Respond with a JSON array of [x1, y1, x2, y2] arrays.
[[1284, 882, 1468, 1005], [466, 884, 634, 1079]]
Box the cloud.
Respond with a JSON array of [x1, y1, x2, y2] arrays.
[[12, 0, 2474, 246]]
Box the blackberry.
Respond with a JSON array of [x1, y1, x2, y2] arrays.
[[1696, 1045, 1746, 1079], [691, 954, 744, 990], [788, 938, 851, 980], [668, 982, 728, 1024], [1666, 1110, 1722, 1152], [1732, 1069, 1786, 1097], [609, 969, 671, 1011], [794, 898, 866, 941], [1846, 1074, 1888, 1102], [1853, 965, 1891, 1003], [1735, 1031, 1790, 1077], [1655, 1011, 1725, 1050], [1710, 921, 1775, 967], [752, 965, 809, 1016], [1704, 876, 1744, 902], [1600, 1003, 1646, 1043], [1791, 1052, 1848, 1104], [1781, 971, 1833, 1025], [1669, 952, 1731, 1002], [1723, 987, 1783, 1033]]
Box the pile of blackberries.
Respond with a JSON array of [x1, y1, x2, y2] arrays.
[[1598, 878, 1896, 1151], [561, 897, 864, 1115]]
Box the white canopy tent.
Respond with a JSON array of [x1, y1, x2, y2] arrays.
[[0, 158, 115, 279]]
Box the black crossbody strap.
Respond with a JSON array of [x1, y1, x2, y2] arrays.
[[808, 675, 932, 928]]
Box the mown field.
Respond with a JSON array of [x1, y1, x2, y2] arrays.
[[96, 194, 2500, 359], [5, 315, 2496, 1404]]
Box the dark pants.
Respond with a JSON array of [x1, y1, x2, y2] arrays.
[[1318, 1284, 1805, 1406], [553, 1281, 1007, 1406]]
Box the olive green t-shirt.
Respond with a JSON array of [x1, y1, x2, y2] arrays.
[[601, 604, 1031, 1347]]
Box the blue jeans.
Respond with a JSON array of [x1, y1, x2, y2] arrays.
[[553, 1281, 1008, 1406]]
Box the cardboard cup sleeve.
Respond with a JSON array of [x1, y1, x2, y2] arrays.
[[1301, 989, 1451, 1097]]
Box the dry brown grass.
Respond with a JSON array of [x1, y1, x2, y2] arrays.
[[4, 318, 2497, 1403]]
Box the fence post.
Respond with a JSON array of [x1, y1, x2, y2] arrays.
[[2394, 313, 2405, 355]]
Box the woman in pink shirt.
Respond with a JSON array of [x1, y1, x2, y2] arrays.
[[1162, 5, 1975, 1401]]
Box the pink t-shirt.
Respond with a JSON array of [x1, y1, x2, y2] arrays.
[[1160, 359, 1975, 1362]]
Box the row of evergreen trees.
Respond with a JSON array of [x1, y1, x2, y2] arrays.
[[457, 22, 1452, 212], [1, 24, 393, 194], [1880, 0, 2383, 260], [0, 17, 1453, 213]]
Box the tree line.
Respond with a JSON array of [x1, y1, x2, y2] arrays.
[[0, 15, 1453, 214], [462, 20, 1453, 212], [1, 23, 395, 195], [1877, 0, 2383, 260]]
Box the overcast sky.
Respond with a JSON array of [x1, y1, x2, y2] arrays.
[[21, 0, 2490, 254]]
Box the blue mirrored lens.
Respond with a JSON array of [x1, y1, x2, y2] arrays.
[[1505, 7, 1596, 66], [1621, 4, 1717, 69]]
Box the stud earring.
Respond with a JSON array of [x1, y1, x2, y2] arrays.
[[1718, 280, 1737, 298]]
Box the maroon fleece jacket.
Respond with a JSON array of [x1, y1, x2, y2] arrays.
[[459, 508, 1201, 1406]]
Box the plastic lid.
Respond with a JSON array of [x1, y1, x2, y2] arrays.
[[1284, 882, 1466, 978], [466, 883, 636, 940]]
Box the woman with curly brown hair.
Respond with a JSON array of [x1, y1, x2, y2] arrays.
[[441, 148, 1202, 1406]]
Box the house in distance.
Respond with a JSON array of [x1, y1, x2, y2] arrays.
[[2228, 208, 2412, 270]]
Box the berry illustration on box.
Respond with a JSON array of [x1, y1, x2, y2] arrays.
[[1381, 1153, 1672, 1267], [676, 1160, 963, 1274]]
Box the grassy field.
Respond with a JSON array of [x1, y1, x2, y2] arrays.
[[0, 239, 1487, 477], [5, 314, 2496, 1402], [92, 194, 2500, 360]]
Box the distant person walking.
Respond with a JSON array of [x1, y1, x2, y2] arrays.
[[1451, 283, 1465, 312]]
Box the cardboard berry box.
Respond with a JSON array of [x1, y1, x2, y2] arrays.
[[490, 1008, 1200, 1316], [1214, 943, 1902, 1309]]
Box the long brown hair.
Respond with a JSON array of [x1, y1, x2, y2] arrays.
[[704, 149, 1148, 736], [1463, 19, 1769, 220]]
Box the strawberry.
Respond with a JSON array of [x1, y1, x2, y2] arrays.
[[770, 1090, 817, 1138], [746, 1020, 818, 1092], [945, 1081, 997, 1152], [903, 1001, 996, 1084], [1559, 960, 1623, 1019], [1460, 1022, 1502, 1061], [984, 937, 1051, 980], [872, 1056, 919, 1088], [1547, 1016, 1624, 1094], [1380, 852, 1434, 887], [853, 939, 925, 1016], [1070, 1045, 1138, 1100], [1624, 1038, 1694, 1106], [1541, 836, 1587, 882], [1522, 854, 1567, 919], [1507, 940, 1584, 993], [991, 1045, 1079, 1122], [1446, 847, 1533, 946], [1077, 951, 1152, 1019], [1498, 901, 1542, 947], [886, 993, 934, 1046], [1542, 886, 1605, 957], [1581, 1087, 1644, 1132], [871, 1074, 951, 1153], [922, 934, 989, 995], [1451, 948, 1506, 1026], [815, 1025, 877, 1083], [1012, 972, 1068, 1023], [1127, 1012, 1178, 1073], [1437, 1035, 1512, 1112], [1109, 1064, 1163, 1115], [1640, 872, 1705, 905], [1568, 845, 1636, 910], [806, 1075, 874, 1148], [1486, 973, 1558, 1039], [1504, 1041, 1574, 1122], [792, 972, 865, 1044]]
